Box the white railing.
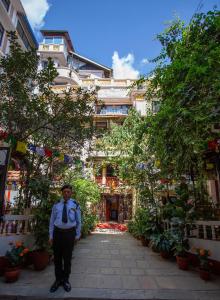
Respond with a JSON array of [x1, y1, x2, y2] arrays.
[[163, 220, 220, 261], [0, 215, 34, 236], [82, 79, 136, 88], [56, 67, 81, 85], [163, 220, 220, 241]]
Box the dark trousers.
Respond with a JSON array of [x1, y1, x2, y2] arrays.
[[53, 226, 76, 281]]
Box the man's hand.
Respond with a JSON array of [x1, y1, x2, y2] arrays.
[[75, 236, 80, 242], [49, 239, 53, 246]]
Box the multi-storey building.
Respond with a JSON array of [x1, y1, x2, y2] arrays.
[[37, 30, 154, 222], [0, 0, 38, 57]]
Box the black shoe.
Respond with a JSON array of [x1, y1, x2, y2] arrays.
[[63, 280, 71, 292], [50, 280, 61, 293]]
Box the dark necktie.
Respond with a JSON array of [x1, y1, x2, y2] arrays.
[[62, 202, 68, 223]]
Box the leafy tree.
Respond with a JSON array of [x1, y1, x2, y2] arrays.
[[0, 32, 97, 209], [145, 10, 220, 204]]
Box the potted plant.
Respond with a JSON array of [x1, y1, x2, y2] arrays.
[[151, 231, 175, 259], [4, 241, 29, 282], [172, 231, 190, 270], [30, 178, 58, 271], [194, 248, 212, 280], [0, 256, 9, 276]]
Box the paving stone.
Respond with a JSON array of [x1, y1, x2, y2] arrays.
[[130, 268, 146, 275], [0, 231, 220, 300]]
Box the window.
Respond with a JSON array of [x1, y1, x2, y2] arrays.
[[95, 121, 107, 129], [44, 37, 53, 44], [16, 21, 31, 50], [0, 23, 4, 47], [106, 165, 115, 177], [44, 36, 63, 44], [98, 105, 131, 115], [152, 101, 161, 113], [53, 37, 63, 44], [1, 0, 10, 12], [42, 60, 48, 69]]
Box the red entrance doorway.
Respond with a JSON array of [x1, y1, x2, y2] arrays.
[[106, 195, 119, 221]]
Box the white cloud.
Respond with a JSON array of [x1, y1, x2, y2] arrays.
[[21, 0, 50, 30], [141, 58, 149, 64], [112, 51, 139, 79]]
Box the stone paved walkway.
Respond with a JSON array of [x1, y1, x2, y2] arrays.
[[0, 229, 220, 299]]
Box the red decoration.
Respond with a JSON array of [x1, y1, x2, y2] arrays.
[[96, 223, 127, 232], [208, 140, 218, 151], [44, 148, 53, 157], [160, 178, 170, 184], [0, 131, 8, 140]]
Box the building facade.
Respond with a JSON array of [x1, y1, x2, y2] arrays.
[[0, 0, 38, 57], [37, 30, 157, 222]]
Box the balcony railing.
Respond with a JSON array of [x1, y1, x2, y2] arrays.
[[97, 108, 129, 115], [163, 220, 220, 241], [0, 214, 34, 236]]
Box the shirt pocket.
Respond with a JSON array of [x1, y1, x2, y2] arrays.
[[68, 208, 76, 222]]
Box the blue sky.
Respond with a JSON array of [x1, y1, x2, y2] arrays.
[[21, 0, 219, 78]]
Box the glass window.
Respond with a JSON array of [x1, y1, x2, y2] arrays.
[[53, 37, 63, 44], [44, 37, 53, 44], [152, 101, 160, 113], [1, 0, 10, 12], [16, 21, 31, 50], [44, 37, 63, 44], [42, 61, 48, 69], [0, 23, 4, 46]]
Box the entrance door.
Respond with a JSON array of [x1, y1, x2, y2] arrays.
[[105, 196, 118, 221]]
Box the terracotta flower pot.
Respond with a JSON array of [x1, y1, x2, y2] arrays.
[[0, 256, 9, 276], [160, 251, 171, 259], [23, 251, 34, 267], [32, 250, 49, 271], [199, 269, 211, 281], [176, 256, 189, 270], [4, 266, 21, 283], [140, 237, 150, 247]]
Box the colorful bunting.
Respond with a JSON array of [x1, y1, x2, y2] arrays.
[[45, 148, 53, 158], [16, 141, 27, 154], [58, 153, 64, 161], [0, 131, 81, 165], [36, 147, 45, 156], [5, 134, 17, 147], [28, 144, 36, 152], [64, 154, 72, 163]]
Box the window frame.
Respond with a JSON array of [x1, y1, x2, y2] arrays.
[[0, 22, 5, 47], [1, 0, 10, 12], [44, 36, 64, 45], [16, 20, 31, 50]]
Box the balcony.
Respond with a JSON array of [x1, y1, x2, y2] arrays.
[[38, 43, 68, 65], [56, 67, 81, 85], [96, 105, 131, 116]]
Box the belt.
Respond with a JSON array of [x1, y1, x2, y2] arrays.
[[54, 226, 76, 232]]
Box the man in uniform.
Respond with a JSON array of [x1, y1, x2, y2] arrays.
[[49, 184, 81, 293]]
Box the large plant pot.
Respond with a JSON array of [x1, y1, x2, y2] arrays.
[[160, 251, 171, 259], [176, 256, 189, 270], [199, 269, 211, 281], [140, 237, 150, 247], [4, 266, 21, 283], [23, 251, 34, 267], [0, 256, 9, 276], [32, 250, 49, 271]]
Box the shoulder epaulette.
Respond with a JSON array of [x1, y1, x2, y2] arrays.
[[72, 199, 80, 209]]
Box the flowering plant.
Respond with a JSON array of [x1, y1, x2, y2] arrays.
[[194, 248, 212, 271], [5, 241, 29, 267]]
